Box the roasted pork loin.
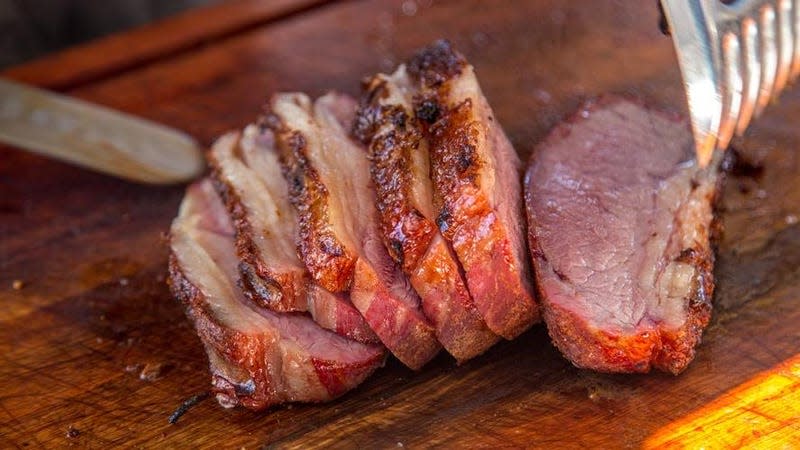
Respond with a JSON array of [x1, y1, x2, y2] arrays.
[[267, 92, 441, 370], [355, 66, 500, 362], [208, 127, 377, 344], [408, 40, 539, 340], [168, 180, 385, 410], [524, 98, 717, 374]]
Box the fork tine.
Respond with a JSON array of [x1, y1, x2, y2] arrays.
[[773, 0, 794, 94], [737, 17, 761, 135], [719, 32, 744, 150], [754, 4, 778, 118], [664, 0, 794, 166]]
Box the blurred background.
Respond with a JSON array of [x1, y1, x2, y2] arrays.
[[0, 0, 219, 69]]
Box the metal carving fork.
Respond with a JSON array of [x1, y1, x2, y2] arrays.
[[661, 0, 800, 167]]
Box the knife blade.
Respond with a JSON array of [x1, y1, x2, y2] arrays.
[[0, 78, 204, 184]]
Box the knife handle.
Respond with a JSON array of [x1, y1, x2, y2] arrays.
[[0, 78, 204, 184]]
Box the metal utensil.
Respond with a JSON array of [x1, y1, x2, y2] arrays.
[[0, 78, 204, 184], [660, 0, 800, 167]]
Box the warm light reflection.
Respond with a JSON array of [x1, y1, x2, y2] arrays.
[[645, 354, 800, 449]]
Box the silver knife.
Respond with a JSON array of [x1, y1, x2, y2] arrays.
[[0, 78, 204, 184]]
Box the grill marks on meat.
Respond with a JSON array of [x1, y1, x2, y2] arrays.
[[168, 180, 385, 410], [268, 92, 441, 370], [407, 40, 539, 340], [208, 127, 377, 344], [355, 66, 500, 362], [524, 98, 717, 374]]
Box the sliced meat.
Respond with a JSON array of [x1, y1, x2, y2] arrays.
[[407, 40, 539, 340], [208, 127, 377, 344], [208, 128, 306, 311], [268, 92, 441, 370], [168, 179, 385, 410], [263, 93, 357, 293], [524, 97, 718, 374], [354, 66, 499, 362]]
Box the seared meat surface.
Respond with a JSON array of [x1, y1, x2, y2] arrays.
[[525, 98, 717, 374], [408, 40, 539, 340], [355, 66, 499, 362], [168, 180, 385, 410], [208, 127, 306, 311], [166, 41, 721, 415], [265, 94, 358, 293], [268, 92, 441, 370], [209, 127, 377, 344]]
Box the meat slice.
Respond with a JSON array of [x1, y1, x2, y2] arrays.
[[168, 179, 385, 410], [208, 126, 377, 344], [407, 40, 539, 339], [268, 92, 441, 370], [354, 66, 499, 362], [208, 128, 306, 311], [263, 93, 357, 293], [524, 97, 718, 374]]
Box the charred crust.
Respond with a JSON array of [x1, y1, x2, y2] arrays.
[[272, 120, 355, 292], [456, 143, 476, 174], [676, 247, 698, 264], [353, 77, 388, 143], [320, 235, 345, 257], [233, 379, 257, 396], [414, 97, 441, 125], [407, 39, 466, 88], [428, 99, 482, 185], [168, 253, 265, 404], [354, 103, 408, 145], [390, 108, 407, 128], [238, 260, 283, 308], [352, 103, 381, 144], [675, 245, 714, 320], [208, 145, 302, 311], [358, 84, 437, 271], [436, 206, 452, 233], [388, 238, 405, 266], [287, 131, 307, 156]]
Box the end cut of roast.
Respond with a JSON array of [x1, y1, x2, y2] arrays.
[[524, 98, 718, 374], [168, 179, 385, 410]]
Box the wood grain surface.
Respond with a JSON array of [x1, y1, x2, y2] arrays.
[[1, 0, 333, 91], [1, 0, 799, 448]]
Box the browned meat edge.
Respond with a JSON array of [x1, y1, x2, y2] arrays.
[[407, 40, 539, 339], [264, 108, 357, 293], [354, 68, 500, 362]]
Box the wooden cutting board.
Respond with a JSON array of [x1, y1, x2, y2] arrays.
[[2, 1, 799, 447]]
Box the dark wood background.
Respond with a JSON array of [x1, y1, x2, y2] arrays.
[[1, 0, 799, 447]]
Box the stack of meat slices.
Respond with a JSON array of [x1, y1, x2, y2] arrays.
[[208, 126, 378, 344], [168, 41, 538, 410], [168, 180, 385, 410]]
